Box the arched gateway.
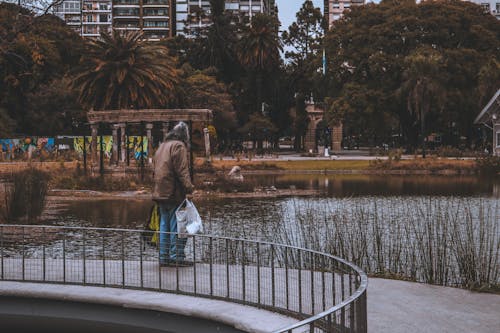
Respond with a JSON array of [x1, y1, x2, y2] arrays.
[[87, 109, 213, 175], [303, 101, 342, 155]]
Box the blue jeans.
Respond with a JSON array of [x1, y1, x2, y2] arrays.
[[159, 203, 187, 263]]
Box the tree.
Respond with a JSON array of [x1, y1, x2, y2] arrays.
[[237, 113, 277, 153], [0, 3, 83, 132], [399, 47, 446, 156], [282, 0, 324, 68], [292, 92, 308, 150], [323, 0, 500, 149], [238, 14, 282, 116], [72, 31, 178, 110], [177, 65, 237, 147], [25, 77, 84, 135]]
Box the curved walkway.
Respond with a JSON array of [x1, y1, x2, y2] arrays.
[[1, 278, 498, 332], [0, 281, 297, 333], [368, 278, 500, 333]]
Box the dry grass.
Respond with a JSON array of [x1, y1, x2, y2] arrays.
[[369, 158, 476, 173], [202, 159, 371, 171]]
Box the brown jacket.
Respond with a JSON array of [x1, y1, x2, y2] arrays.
[[152, 140, 194, 206]]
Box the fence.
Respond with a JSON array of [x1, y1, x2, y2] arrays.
[[0, 225, 367, 332]]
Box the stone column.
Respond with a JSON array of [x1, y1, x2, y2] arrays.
[[304, 118, 317, 153], [146, 123, 153, 160], [203, 127, 211, 161], [112, 124, 119, 166], [119, 123, 126, 163], [90, 124, 98, 168], [331, 123, 343, 153]]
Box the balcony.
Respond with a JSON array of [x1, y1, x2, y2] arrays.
[[143, 0, 169, 7]]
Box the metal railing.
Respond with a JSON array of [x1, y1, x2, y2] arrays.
[[0, 225, 367, 332]]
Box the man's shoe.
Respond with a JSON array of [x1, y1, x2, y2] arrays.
[[159, 259, 175, 267], [173, 260, 194, 267]]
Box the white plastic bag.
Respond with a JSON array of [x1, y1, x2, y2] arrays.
[[175, 199, 203, 238]]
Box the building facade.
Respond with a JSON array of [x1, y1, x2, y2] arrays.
[[55, 0, 174, 40], [324, 0, 364, 28], [178, 0, 277, 36], [54, 0, 277, 39], [467, 0, 500, 19]]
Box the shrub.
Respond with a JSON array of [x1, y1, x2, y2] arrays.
[[476, 156, 500, 175], [4, 168, 50, 222]]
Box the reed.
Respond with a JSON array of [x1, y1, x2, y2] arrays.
[[3, 168, 49, 222], [271, 197, 499, 291]]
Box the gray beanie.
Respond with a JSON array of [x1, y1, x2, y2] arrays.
[[165, 121, 190, 146]]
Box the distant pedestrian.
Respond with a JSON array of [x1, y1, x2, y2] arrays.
[[152, 122, 194, 266]]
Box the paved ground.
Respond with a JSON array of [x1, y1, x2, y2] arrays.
[[368, 278, 500, 333], [1, 279, 498, 332]]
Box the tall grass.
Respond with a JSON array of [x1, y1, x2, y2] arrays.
[[273, 197, 499, 291], [2, 168, 50, 222]]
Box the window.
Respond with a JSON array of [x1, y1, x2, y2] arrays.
[[86, 15, 93, 22], [99, 14, 108, 22], [481, 3, 490, 11], [225, 3, 238, 10], [496, 132, 500, 148], [496, 3, 500, 12]]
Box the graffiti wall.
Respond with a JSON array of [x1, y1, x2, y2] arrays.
[[0, 136, 148, 161]]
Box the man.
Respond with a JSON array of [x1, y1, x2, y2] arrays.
[[152, 122, 194, 266]]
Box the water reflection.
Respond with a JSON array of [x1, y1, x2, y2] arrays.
[[245, 174, 499, 197]]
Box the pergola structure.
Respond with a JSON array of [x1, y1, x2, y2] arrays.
[[474, 89, 500, 156], [87, 109, 213, 175]]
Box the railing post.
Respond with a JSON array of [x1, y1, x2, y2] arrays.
[[257, 242, 261, 305], [193, 235, 197, 294], [42, 227, 46, 282], [226, 238, 230, 299], [102, 232, 106, 286], [271, 244, 275, 308], [140, 232, 143, 289], [158, 231, 161, 291], [121, 231, 125, 288], [0, 225, 3, 280], [242, 240, 246, 302], [298, 250, 302, 314], [310, 252, 315, 315], [209, 236, 213, 297], [22, 226, 25, 281], [82, 229, 86, 285], [285, 246, 289, 310], [63, 230, 66, 284]]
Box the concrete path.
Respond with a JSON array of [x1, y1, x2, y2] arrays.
[[368, 278, 500, 333], [1, 259, 498, 332]]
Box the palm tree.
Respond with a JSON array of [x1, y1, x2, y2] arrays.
[[72, 30, 178, 110], [237, 14, 282, 113]]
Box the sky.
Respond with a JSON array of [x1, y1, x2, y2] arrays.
[[276, 0, 324, 32]]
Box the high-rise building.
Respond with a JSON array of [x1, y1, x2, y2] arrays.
[[324, 0, 364, 28], [179, 0, 277, 36], [54, 0, 278, 39], [55, 0, 173, 40], [466, 0, 500, 19]]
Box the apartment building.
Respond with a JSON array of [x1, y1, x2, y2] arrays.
[[54, 0, 277, 39], [324, 0, 364, 28], [467, 0, 500, 19], [178, 0, 277, 36], [54, 1, 113, 37], [55, 0, 173, 40]]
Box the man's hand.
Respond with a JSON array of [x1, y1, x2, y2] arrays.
[[186, 191, 198, 201]]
